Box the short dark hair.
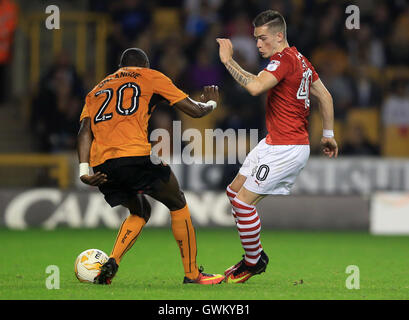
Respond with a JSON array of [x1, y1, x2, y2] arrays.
[[252, 10, 287, 38], [119, 48, 150, 68]]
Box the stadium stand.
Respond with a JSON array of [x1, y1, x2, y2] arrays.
[[382, 125, 409, 157]]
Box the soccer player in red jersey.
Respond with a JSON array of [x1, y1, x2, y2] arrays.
[[217, 10, 338, 283]]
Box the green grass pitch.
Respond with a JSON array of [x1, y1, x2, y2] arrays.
[[0, 228, 408, 300]]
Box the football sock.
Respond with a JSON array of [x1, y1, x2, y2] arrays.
[[170, 204, 199, 280], [231, 197, 263, 266], [226, 185, 238, 223], [110, 214, 145, 264]]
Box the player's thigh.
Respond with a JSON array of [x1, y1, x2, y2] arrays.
[[147, 169, 186, 211], [230, 139, 263, 192], [238, 139, 261, 178]]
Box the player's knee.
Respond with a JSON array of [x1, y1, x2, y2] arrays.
[[140, 196, 151, 223], [229, 174, 246, 193], [226, 184, 238, 201], [167, 190, 186, 211], [128, 194, 151, 223]]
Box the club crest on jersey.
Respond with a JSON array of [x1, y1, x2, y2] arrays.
[[266, 60, 280, 71]]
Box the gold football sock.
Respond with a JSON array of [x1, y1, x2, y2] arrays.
[[110, 214, 145, 264], [170, 205, 199, 280]]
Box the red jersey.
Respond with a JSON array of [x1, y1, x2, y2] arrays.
[[263, 46, 319, 145]]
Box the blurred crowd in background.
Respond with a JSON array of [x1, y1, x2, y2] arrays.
[[1, 0, 409, 157]]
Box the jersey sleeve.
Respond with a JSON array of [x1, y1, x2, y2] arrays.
[[79, 102, 90, 122], [263, 55, 291, 82], [308, 61, 319, 82], [151, 70, 188, 105]]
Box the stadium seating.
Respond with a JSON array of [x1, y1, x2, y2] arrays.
[[153, 8, 181, 41], [346, 108, 380, 145], [382, 125, 409, 157]]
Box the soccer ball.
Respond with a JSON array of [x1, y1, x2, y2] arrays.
[[74, 249, 108, 283]]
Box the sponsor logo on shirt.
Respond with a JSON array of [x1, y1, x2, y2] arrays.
[[266, 60, 280, 71]]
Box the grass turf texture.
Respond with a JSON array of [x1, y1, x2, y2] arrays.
[[0, 228, 408, 300]]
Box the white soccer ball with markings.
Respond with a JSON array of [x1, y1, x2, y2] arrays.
[[74, 249, 109, 283]]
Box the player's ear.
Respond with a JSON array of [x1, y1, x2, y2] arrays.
[[276, 31, 285, 42]]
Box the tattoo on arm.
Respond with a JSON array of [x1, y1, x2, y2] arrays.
[[224, 59, 256, 87]]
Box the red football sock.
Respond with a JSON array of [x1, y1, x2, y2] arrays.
[[231, 197, 262, 266]]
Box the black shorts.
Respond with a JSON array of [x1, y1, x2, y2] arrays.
[[93, 155, 171, 207]]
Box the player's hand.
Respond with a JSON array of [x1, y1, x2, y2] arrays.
[[200, 85, 219, 105], [320, 137, 338, 158], [216, 38, 233, 64], [80, 172, 108, 186]]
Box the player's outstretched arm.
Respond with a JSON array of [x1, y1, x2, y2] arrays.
[[216, 38, 278, 96], [174, 85, 219, 118], [77, 117, 107, 186], [310, 79, 338, 158]]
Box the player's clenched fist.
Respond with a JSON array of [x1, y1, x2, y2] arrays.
[[216, 38, 233, 64], [320, 137, 338, 158]]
